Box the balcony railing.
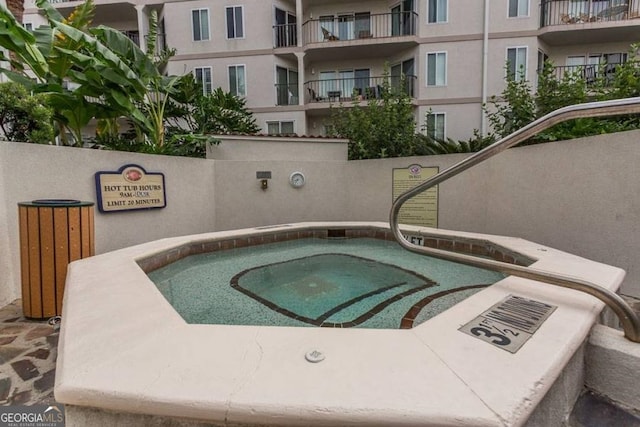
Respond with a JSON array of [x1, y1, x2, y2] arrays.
[[273, 23, 298, 48], [304, 75, 417, 103], [541, 0, 640, 27], [122, 30, 139, 46], [544, 62, 627, 85], [302, 12, 418, 45]]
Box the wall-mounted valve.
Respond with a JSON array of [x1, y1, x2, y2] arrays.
[[257, 171, 271, 191]]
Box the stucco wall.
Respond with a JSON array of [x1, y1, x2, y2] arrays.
[[207, 135, 348, 161], [212, 130, 640, 297], [1, 129, 639, 307], [0, 142, 217, 306]]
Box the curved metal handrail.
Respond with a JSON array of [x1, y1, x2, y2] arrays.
[[390, 97, 640, 342]]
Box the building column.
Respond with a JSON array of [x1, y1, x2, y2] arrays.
[[296, 0, 303, 47], [296, 52, 305, 106], [135, 5, 148, 53]]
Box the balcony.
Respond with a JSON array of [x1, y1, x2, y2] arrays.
[[304, 75, 417, 104], [545, 62, 626, 86], [274, 23, 298, 48], [539, 0, 640, 44], [301, 12, 417, 45]]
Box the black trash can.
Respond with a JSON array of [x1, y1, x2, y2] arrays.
[[18, 199, 95, 319]]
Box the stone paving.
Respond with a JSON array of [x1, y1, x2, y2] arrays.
[[0, 299, 58, 406]]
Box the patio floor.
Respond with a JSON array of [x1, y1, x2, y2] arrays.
[[0, 299, 58, 406]]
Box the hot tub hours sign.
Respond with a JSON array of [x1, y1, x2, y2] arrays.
[[95, 164, 166, 213]]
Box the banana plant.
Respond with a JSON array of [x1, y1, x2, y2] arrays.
[[41, 1, 184, 148], [0, 0, 105, 144], [0, 0, 185, 148]]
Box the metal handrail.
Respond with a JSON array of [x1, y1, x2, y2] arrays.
[[390, 97, 640, 342]]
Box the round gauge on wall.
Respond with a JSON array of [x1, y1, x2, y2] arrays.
[[289, 171, 306, 188]]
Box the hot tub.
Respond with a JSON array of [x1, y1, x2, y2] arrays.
[[55, 222, 625, 426]]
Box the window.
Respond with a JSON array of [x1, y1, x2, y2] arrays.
[[426, 113, 446, 140], [319, 13, 370, 40], [428, 0, 447, 23], [266, 121, 295, 135], [23, 23, 33, 31], [226, 6, 244, 39], [228, 65, 246, 97], [275, 8, 297, 47], [319, 71, 346, 97], [391, 58, 415, 96], [391, 0, 415, 36], [426, 52, 446, 86], [314, 68, 371, 100], [276, 66, 298, 105], [354, 13, 371, 38], [354, 69, 371, 94], [507, 47, 527, 81], [508, 0, 529, 17], [194, 67, 212, 95], [337, 14, 355, 40], [192, 9, 210, 41], [537, 50, 549, 73]]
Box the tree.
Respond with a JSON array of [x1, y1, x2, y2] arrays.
[[415, 128, 494, 155], [0, 81, 53, 143], [484, 48, 640, 146], [328, 72, 417, 159], [191, 87, 260, 135], [0, 0, 103, 145], [484, 67, 536, 141]]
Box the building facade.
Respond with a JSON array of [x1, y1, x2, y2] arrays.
[[22, 0, 640, 141]]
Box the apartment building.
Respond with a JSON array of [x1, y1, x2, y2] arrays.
[[21, 0, 640, 141]]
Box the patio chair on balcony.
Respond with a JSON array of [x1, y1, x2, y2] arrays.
[[364, 85, 383, 100], [583, 66, 597, 85], [597, 4, 629, 20], [308, 87, 322, 102], [321, 27, 339, 41]]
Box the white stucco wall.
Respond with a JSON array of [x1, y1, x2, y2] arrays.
[[211, 130, 640, 297], [207, 135, 348, 161], [1, 129, 639, 307], [0, 142, 217, 306]]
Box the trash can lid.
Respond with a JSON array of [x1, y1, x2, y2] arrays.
[[18, 199, 94, 207]]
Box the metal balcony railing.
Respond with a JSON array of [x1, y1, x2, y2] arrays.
[[304, 75, 417, 103], [302, 11, 418, 45], [545, 62, 627, 85], [541, 0, 640, 27], [122, 30, 139, 46], [273, 23, 298, 48]]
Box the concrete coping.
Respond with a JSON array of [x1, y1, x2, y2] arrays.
[[55, 221, 626, 426]]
